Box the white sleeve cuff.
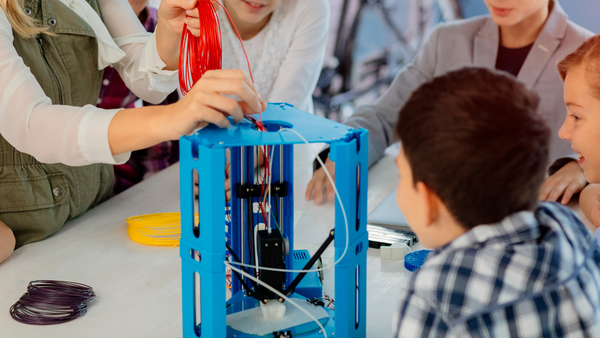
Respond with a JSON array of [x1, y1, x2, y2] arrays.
[[77, 105, 131, 164], [139, 31, 179, 93]]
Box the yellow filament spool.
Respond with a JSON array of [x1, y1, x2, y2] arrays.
[[126, 213, 198, 247]]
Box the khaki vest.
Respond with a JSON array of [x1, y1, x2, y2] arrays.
[[0, 0, 114, 248]]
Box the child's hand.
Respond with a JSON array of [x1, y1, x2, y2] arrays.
[[580, 184, 600, 230], [163, 69, 266, 140], [305, 158, 336, 204], [183, 8, 201, 36], [158, 0, 199, 36], [539, 161, 587, 204], [0, 220, 15, 264]]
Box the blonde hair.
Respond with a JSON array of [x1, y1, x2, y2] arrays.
[[557, 34, 600, 100], [0, 0, 48, 39]]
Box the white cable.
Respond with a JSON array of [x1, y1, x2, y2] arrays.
[[254, 225, 260, 276], [226, 262, 328, 338], [228, 128, 350, 274]]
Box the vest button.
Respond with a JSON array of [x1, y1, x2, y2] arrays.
[[48, 18, 57, 26], [24, 7, 32, 16], [53, 187, 63, 197]]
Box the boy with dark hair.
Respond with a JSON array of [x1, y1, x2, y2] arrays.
[[393, 68, 600, 337]]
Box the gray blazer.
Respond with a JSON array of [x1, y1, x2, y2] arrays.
[[345, 1, 593, 167]]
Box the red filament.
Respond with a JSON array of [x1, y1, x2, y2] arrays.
[[178, 0, 254, 95]]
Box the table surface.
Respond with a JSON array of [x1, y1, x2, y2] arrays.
[[0, 145, 410, 338], [0, 145, 592, 338]]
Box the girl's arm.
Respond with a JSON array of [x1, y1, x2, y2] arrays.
[[0, 220, 15, 264], [267, 0, 330, 112], [0, 8, 263, 165], [580, 184, 600, 230], [108, 70, 266, 155]]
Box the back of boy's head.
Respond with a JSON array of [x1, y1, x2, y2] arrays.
[[396, 68, 550, 230]]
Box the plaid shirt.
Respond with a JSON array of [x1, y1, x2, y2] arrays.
[[394, 202, 600, 338], [97, 6, 179, 195]]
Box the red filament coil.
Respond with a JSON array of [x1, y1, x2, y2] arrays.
[[178, 0, 254, 95]]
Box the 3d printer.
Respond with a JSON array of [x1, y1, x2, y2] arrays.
[[179, 103, 368, 337]]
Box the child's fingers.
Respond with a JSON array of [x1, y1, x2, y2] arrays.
[[326, 179, 335, 202], [238, 101, 266, 117], [204, 69, 263, 101], [197, 77, 263, 114], [561, 183, 579, 205], [547, 182, 568, 203], [197, 108, 230, 129], [185, 16, 200, 30], [312, 170, 328, 205], [179, 0, 198, 11], [197, 93, 244, 123], [185, 8, 200, 18], [186, 26, 201, 37], [539, 177, 556, 201], [305, 180, 315, 201]]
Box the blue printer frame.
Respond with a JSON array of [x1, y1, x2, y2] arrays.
[[179, 103, 368, 337]]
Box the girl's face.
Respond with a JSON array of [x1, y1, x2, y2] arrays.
[[224, 0, 281, 26], [559, 65, 600, 183], [483, 0, 549, 27]]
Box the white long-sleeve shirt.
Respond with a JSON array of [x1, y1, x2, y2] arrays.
[[0, 0, 178, 167], [219, 0, 330, 113]]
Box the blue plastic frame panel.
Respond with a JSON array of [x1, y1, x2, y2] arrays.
[[182, 103, 357, 149], [180, 103, 368, 338]]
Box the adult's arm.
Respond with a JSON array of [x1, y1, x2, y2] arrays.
[[267, 0, 330, 112], [305, 25, 442, 202], [345, 25, 442, 167], [0, 8, 263, 165]]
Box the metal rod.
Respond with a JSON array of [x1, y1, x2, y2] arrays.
[[226, 243, 266, 302], [240, 147, 245, 265], [279, 144, 284, 234]]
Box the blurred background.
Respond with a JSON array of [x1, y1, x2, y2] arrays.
[[313, 0, 600, 121]]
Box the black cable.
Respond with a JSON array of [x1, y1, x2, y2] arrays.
[[226, 243, 261, 293]]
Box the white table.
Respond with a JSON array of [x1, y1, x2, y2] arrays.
[[0, 145, 411, 338], [1, 144, 592, 338]]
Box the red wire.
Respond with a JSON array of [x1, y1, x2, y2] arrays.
[[178, 1, 272, 229], [179, 0, 254, 95], [212, 1, 254, 83], [178, 0, 221, 95]]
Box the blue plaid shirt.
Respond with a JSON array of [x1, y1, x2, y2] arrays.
[[394, 202, 600, 337]]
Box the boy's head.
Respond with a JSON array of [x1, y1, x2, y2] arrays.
[[557, 35, 600, 183], [395, 68, 550, 248], [484, 0, 550, 27]]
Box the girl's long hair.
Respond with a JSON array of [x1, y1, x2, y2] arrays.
[[1, 0, 48, 38]]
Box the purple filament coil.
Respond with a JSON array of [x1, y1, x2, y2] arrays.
[[10, 280, 96, 325]]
